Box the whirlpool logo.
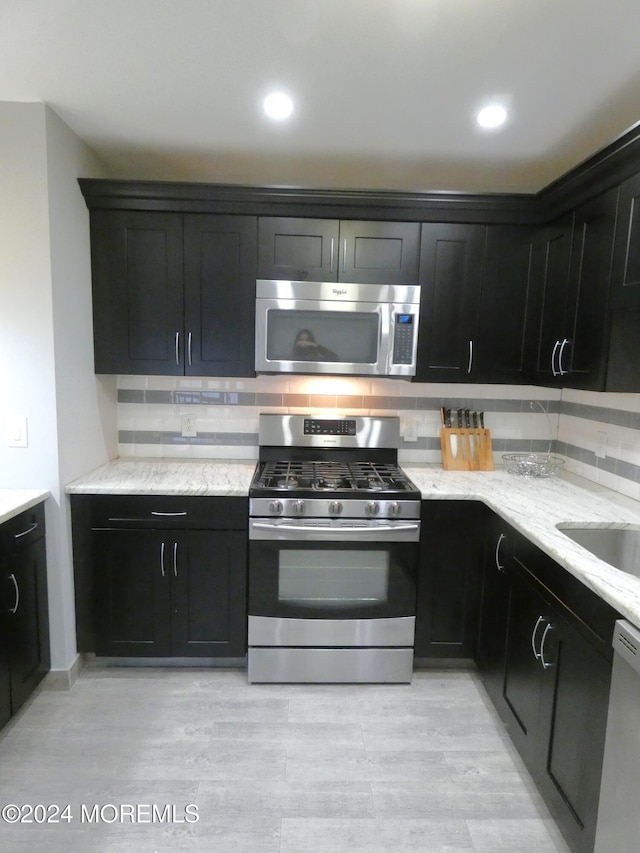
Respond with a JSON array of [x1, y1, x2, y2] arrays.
[[332, 288, 348, 296]]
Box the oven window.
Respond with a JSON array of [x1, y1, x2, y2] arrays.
[[266, 309, 379, 364], [278, 550, 389, 609]]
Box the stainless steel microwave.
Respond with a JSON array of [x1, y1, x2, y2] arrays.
[[255, 279, 421, 378]]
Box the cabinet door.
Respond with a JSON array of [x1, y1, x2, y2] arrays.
[[475, 522, 511, 707], [563, 188, 618, 390], [90, 210, 184, 375], [184, 215, 257, 377], [415, 223, 485, 382], [542, 614, 611, 853], [5, 536, 49, 714], [171, 530, 247, 657], [0, 649, 10, 729], [93, 530, 171, 656], [529, 214, 574, 383], [258, 217, 339, 280], [502, 569, 550, 767], [606, 174, 640, 391], [415, 502, 484, 658], [339, 221, 420, 284], [475, 225, 534, 383]]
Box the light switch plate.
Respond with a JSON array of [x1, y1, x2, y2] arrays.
[[6, 416, 28, 447], [181, 414, 197, 438]]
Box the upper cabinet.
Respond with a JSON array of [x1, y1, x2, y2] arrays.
[[415, 223, 533, 383], [89, 210, 257, 376], [606, 174, 640, 391], [257, 217, 420, 284], [529, 188, 619, 390]]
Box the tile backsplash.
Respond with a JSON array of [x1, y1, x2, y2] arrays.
[[117, 375, 640, 500]]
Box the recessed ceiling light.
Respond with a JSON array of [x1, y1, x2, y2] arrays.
[[263, 92, 294, 120], [476, 104, 508, 130]]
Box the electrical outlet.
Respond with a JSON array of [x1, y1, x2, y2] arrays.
[[181, 414, 197, 438], [595, 430, 607, 460], [404, 419, 417, 443]]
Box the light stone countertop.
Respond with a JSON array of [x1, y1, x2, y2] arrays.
[[65, 457, 640, 631], [65, 457, 256, 497], [0, 489, 50, 525]]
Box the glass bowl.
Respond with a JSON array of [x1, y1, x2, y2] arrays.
[[502, 453, 565, 478]]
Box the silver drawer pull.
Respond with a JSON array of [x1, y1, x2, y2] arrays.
[[14, 522, 38, 540], [151, 511, 188, 517], [8, 573, 19, 614]]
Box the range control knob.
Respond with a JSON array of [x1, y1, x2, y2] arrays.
[[328, 500, 343, 516], [365, 501, 380, 517], [292, 500, 306, 516], [268, 500, 283, 515], [388, 501, 401, 518]]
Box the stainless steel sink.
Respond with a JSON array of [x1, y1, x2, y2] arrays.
[[557, 524, 640, 578]]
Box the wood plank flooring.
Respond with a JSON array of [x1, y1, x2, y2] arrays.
[[0, 666, 570, 852]]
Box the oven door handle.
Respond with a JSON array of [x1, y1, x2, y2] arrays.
[[250, 520, 420, 541]]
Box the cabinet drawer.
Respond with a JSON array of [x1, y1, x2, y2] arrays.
[[1, 503, 45, 552], [87, 495, 248, 530]]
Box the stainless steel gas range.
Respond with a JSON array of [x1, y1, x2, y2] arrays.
[[247, 414, 421, 683]]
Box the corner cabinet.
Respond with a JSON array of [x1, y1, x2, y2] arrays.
[[0, 502, 50, 725], [88, 211, 257, 376], [479, 522, 619, 853], [257, 217, 420, 284], [70, 495, 248, 659], [530, 188, 619, 390]]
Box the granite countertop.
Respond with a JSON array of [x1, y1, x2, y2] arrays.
[[65, 458, 256, 496], [65, 457, 640, 631], [0, 489, 50, 525]]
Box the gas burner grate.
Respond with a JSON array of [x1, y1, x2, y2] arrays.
[[254, 460, 414, 493]]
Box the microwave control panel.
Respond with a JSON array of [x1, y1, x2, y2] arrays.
[[392, 314, 415, 364]]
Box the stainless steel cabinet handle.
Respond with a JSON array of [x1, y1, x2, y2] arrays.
[[540, 622, 554, 669], [14, 522, 38, 540], [467, 340, 473, 374], [151, 511, 188, 517], [252, 521, 419, 533], [187, 331, 192, 367], [330, 238, 335, 273], [160, 542, 166, 577], [558, 338, 569, 375], [495, 533, 506, 572], [8, 573, 19, 614], [173, 542, 178, 577], [175, 331, 180, 366], [551, 339, 561, 376], [531, 615, 545, 659]]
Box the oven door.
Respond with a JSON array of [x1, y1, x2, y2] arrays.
[[248, 519, 418, 622]]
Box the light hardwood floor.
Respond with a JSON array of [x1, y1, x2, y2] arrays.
[[0, 666, 570, 852]]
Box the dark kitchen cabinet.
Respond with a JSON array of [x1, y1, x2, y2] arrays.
[[531, 188, 618, 389], [72, 495, 248, 658], [416, 223, 533, 383], [475, 518, 511, 708], [89, 210, 257, 376], [499, 535, 617, 853], [258, 217, 420, 284], [474, 225, 534, 383], [0, 503, 50, 720], [415, 223, 485, 382], [414, 501, 485, 659], [606, 173, 640, 390]]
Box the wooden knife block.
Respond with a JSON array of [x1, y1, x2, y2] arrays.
[[440, 428, 494, 471]]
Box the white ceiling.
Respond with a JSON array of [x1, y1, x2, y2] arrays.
[[3, 0, 640, 194]]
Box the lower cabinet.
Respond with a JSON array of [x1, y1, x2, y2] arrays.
[[0, 502, 50, 724], [71, 495, 248, 659], [479, 522, 618, 853], [414, 501, 485, 658]]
